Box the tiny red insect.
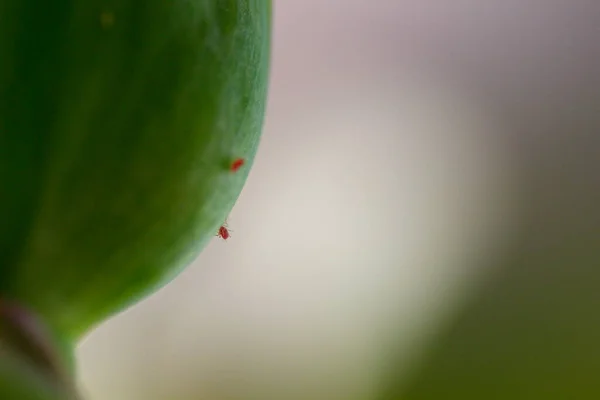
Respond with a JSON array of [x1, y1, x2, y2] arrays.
[[230, 158, 245, 172], [217, 225, 230, 240]]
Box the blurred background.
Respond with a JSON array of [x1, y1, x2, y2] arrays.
[[77, 1, 600, 399]]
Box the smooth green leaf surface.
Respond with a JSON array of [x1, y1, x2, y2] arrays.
[[0, 0, 271, 340]]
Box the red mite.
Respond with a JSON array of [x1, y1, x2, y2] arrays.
[[217, 225, 230, 240], [230, 158, 245, 172]]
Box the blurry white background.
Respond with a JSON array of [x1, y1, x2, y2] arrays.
[[77, 1, 600, 399]]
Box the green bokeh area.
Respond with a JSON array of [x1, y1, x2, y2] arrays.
[[393, 240, 600, 399], [381, 147, 600, 400]]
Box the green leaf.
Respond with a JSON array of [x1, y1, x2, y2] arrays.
[[0, 302, 80, 399], [0, 0, 271, 340]]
